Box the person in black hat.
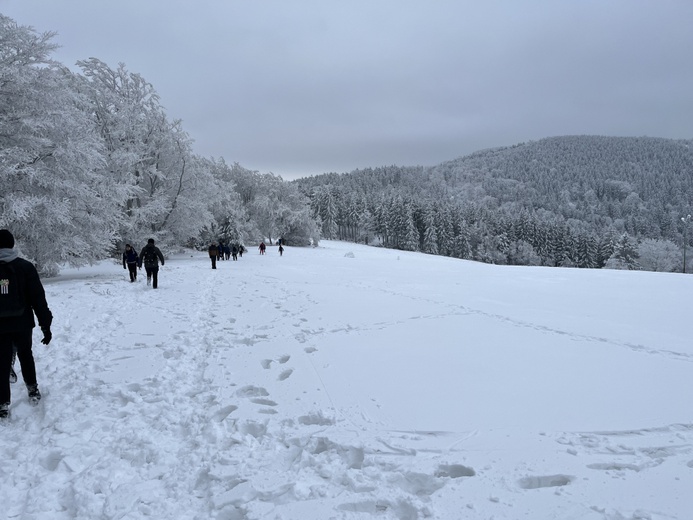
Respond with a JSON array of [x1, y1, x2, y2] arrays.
[[0, 229, 53, 420]]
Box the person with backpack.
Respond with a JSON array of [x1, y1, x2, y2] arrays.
[[138, 239, 165, 289], [122, 244, 140, 282], [0, 229, 52, 420]]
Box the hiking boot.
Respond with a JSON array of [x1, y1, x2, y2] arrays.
[[0, 403, 9, 420], [27, 384, 41, 406], [10, 367, 17, 384]]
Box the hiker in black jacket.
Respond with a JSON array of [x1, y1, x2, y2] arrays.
[[0, 229, 52, 420], [208, 243, 219, 269], [122, 244, 139, 282], [138, 239, 165, 289]]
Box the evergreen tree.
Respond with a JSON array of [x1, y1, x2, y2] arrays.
[[605, 232, 640, 270], [574, 233, 598, 268], [421, 204, 439, 255]]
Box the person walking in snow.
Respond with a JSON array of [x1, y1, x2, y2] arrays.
[[208, 242, 219, 269], [258, 242, 266, 255], [278, 245, 284, 257], [138, 239, 165, 289], [0, 229, 53, 420], [122, 244, 139, 282], [231, 244, 238, 261]]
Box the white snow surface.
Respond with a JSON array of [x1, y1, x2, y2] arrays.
[[1, 240, 692, 520]]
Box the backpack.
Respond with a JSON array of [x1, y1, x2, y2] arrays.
[[142, 247, 158, 265], [0, 262, 26, 317]]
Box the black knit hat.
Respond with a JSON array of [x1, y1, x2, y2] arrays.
[[0, 229, 15, 249], [148, 238, 155, 244]]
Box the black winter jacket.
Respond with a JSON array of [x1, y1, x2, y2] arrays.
[[0, 257, 53, 333], [138, 244, 165, 268]]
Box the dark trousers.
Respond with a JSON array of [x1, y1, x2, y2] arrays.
[[127, 263, 138, 282], [210, 256, 217, 269], [145, 266, 159, 288], [0, 330, 36, 405]]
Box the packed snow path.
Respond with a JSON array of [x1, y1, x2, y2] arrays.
[[1, 241, 692, 519]]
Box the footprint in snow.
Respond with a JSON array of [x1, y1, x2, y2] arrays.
[[434, 464, 476, 478], [278, 369, 293, 381], [235, 385, 269, 398], [212, 405, 238, 422], [518, 474, 573, 489], [250, 398, 277, 406]]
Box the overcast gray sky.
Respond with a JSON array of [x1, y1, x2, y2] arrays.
[[2, 1, 692, 179]]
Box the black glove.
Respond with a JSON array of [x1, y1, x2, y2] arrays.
[[41, 327, 52, 345]]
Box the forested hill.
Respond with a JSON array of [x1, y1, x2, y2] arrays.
[[434, 135, 693, 216], [293, 136, 693, 271]]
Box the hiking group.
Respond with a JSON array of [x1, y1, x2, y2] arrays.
[[0, 230, 52, 421], [207, 241, 246, 269], [2, 232, 285, 421], [120, 239, 166, 287], [207, 240, 284, 268]]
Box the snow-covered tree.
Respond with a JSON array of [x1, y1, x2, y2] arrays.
[[386, 196, 418, 251], [605, 232, 640, 270], [637, 238, 681, 272], [421, 204, 439, 255], [76, 58, 216, 249], [0, 16, 118, 274]]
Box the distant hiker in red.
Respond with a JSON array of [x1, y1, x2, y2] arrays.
[[0, 229, 53, 420], [138, 239, 165, 289], [208, 243, 219, 269], [122, 244, 139, 282], [259, 242, 266, 255]]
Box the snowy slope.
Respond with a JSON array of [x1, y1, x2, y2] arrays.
[[1, 240, 692, 520]]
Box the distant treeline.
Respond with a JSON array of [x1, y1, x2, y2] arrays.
[[293, 136, 693, 272]]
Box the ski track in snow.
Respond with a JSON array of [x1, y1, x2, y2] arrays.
[[1, 244, 692, 520], [366, 283, 693, 364]]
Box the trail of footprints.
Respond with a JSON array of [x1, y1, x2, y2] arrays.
[[232, 354, 294, 415]]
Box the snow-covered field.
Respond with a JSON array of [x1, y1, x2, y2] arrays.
[[1, 240, 692, 519]]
